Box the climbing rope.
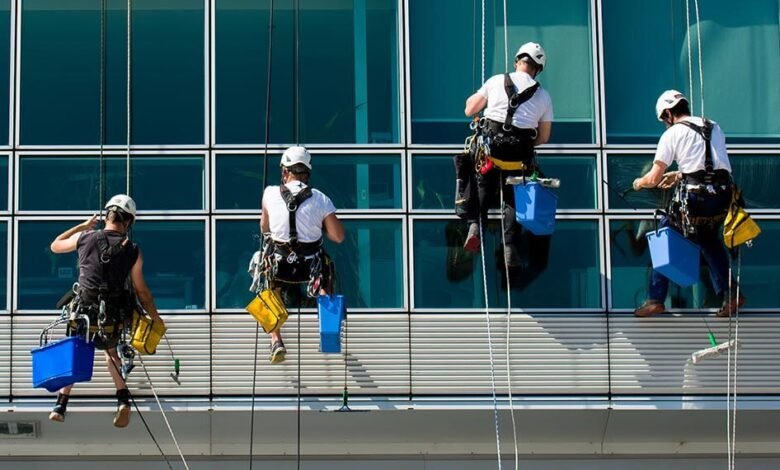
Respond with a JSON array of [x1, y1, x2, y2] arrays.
[[126, 0, 132, 195], [98, 0, 107, 219], [139, 355, 190, 470], [249, 0, 276, 467]]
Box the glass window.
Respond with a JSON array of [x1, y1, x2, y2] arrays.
[[603, 0, 780, 143], [412, 154, 598, 211], [0, 2, 9, 146], [130, 220, 206, 310], [605, 155, 670, 211], [413, 218, 601, 309], [215, 0, 400, 144], [216, 153, 402, 210], [731, 155, 780, 209], [608, 219, 780, 309], [17, 220, 205, 310], [215, 218, 404, 309], [20, 0, 204, 146], [19, 155, 205, 211], [214, 219, 261, 309], [0, 222, 6, 310], [0, 155, 7, 211], [409, 0, 595, 144], [324, 219, 403, 309], [17, 221, 80, 310]]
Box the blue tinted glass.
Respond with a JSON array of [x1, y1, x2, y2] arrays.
[[605, 155, 670, 210], [412, 154, 597, 210], [414, 219, 601, 309], [20, 0, 204, 145], [216, 153, 402, 211], [603, 0, 780, 143], [0, 222, 6, 310], [215, 0, 399, 144], [325, 219, 403, 309], [409, 0, 594, 144], [17, 221, 79, 310], [0, 2, 8, 146], [19, 156, 204, 211], [131, 220, 205, 310], [214, 220, 261, 309]]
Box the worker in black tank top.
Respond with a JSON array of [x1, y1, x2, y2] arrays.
[[47, 194, 164, 429]]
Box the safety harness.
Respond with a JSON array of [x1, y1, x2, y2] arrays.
[[262, 185, 332, 297], [668, 119, 732, 235]]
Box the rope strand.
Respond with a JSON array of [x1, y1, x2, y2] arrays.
[[126, 0, 132, 195]]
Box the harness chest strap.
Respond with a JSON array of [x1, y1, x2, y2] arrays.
[[502, 73, 540, 132], [677, 119, 715, 184], [279, 184, 313, 246]]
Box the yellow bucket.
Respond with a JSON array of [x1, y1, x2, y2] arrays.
[[246, 289, 288, 333], [131, 312, 167, 355]]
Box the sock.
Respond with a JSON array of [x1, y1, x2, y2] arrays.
[[116, 388, 130, 406], [55, 393, 70, 408]]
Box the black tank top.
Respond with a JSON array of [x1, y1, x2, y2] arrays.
[[77, 230, 139, 293]]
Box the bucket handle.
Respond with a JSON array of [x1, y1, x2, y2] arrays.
[[653, 209, 667, 234], [39, 314, 91, 348]]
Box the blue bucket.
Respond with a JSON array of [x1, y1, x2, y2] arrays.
[[514, 182, 558, 235], [317, 295, 346, 354], [646, 227, 701, 287], [31, 336, 95, 392]]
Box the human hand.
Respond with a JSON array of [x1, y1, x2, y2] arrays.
[[657, 171, 681, 189], [78, 214, 99, 232], [632, 178, 643, 191]]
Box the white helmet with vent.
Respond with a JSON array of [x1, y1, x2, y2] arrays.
[[515, 42, 546, 71], [105, 194, 136, 218], [655, 90, 688, 121], [280, 146, 312, 170]]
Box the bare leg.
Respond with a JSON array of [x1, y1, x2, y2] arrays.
[[105, 349, 125, 390], [269, 288, 287, 363], [105, 348, 131, 428], [49, 385, 74, 422]]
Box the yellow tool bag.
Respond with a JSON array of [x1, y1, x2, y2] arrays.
[[131, 312, 167, 355], [246, 289, 288, 333], [723, 187, 761, 249]]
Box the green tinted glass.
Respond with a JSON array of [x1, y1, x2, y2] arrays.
[[412, 154, 597, 210], [409, 0, 594, 144], [215, 0, 400, 144], [414, 219, 601, 309], [20, 0, 204, 145], [19, 156, 204, 211], [17, 221, 79, 310], [0, 2, 9, 146], [131, 220, 206, 310], [216, 154, 402, 210], [603, 0, 780, 143]]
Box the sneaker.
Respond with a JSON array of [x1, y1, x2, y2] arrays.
[[463, 223, 480, 253], [113, 403, 131, 428], [49, 404, 66, 423], [634, 300, 666, 317], [270, 341, 287, 364], [717, 294, 746, 318]]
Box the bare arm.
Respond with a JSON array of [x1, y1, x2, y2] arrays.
[[130, 252, 162, 322], [322, 213, 345, 243], [50, 215, 98, 254], [534, 121, 552, 146], [464, 92, 487, 117], [260, 202, 270, 233], [633, 161, 669, 191]]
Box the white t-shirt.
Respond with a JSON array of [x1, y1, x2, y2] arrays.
[[654, 117, 731, 174], [262, 181, 336, 243], [477, 71, 553, 129]]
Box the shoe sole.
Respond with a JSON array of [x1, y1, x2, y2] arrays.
[[48, 412, 64, 423], [463, 236, 480, 253], [717, 297, 747, 318], [270, 349, 287, 364], [113, 405, 131, 428]]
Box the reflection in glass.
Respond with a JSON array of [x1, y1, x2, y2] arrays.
[[603, 0, 780, 143], [414, 219, 601, 309], [413, 154, 598, 211]]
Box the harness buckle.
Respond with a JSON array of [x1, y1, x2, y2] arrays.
[[286, 251, 298, 264]]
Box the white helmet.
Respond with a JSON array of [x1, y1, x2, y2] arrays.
[[655, 90, 688, 121], [105, 194, 136, 218], [280, 146, 312, 170], [515, 42, 546, 71]]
